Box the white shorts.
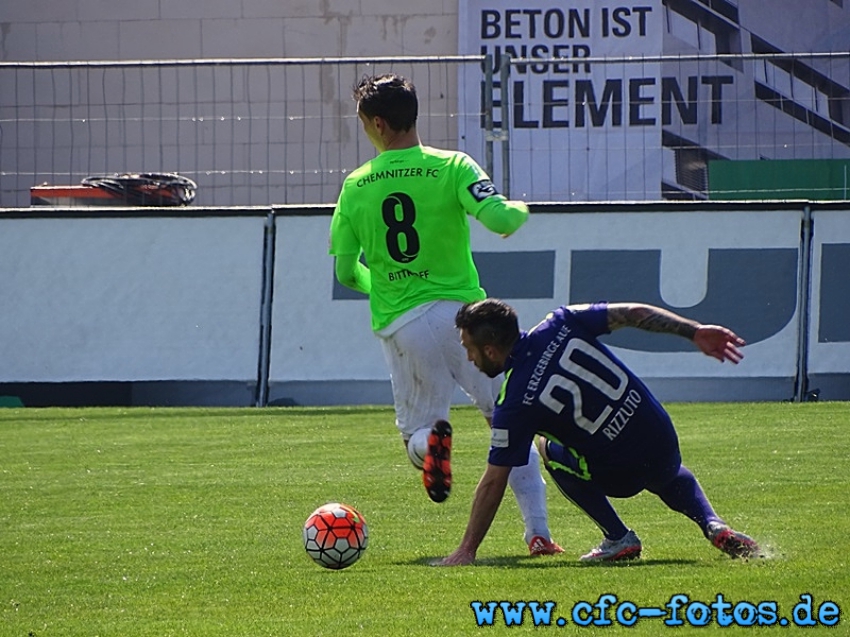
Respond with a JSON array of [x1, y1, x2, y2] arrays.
[[379, 300, 502, 438]]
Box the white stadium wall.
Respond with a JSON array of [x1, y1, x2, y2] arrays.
[[267, 202, 812, 407], [0, 211, 269, 406], [272, 212, 376, 382], [808, 207, 850, 400], [4, 201, 839, 407], [0, 2, 459, 62]]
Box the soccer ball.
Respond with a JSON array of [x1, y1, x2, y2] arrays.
[[303, 502, 368, 569]]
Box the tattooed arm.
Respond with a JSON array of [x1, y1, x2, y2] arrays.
[[606, 303, 699, 337], [605, 303, 746, 364]]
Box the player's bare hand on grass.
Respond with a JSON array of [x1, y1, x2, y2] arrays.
[[694, 325, 745, 364], [433, 547, 475, 566]]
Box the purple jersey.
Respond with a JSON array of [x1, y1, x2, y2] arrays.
[[489, 303, 676, 468]]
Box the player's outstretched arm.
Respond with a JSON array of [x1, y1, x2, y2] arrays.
[[436, 463, 511, 566], [606, 303, 745, 364]]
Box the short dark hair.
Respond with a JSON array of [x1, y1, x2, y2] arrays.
[[455, 299, 520, 351], [353, 73, 418, 132]]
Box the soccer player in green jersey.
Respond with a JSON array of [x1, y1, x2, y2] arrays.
[[329, 73, 562, 555]]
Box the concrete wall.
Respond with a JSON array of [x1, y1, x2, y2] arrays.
[[0, 1, 460, 61], [0, 210, 267, 381], [0, 2, 468, 207]]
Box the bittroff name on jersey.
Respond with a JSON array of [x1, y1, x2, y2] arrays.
[[388, 268, 430, 281]]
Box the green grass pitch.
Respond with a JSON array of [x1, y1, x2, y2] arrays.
[[1, 402, 847, 635]]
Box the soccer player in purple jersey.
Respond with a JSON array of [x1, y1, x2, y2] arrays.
[[437, 299, 761, 565]]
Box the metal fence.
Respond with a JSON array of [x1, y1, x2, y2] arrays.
[[2, 52, 849, 207], [0, 56, 489, 208], [493, 51, 850, 201]]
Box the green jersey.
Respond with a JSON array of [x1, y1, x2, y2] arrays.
[[330, 145, 527, 332]]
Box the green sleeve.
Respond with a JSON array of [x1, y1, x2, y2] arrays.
[[329, 198, 371, 294], [452, 153, 529, 236], [474, 198, 529, 236], [328, 200, 360, 256], [334, 253, 372, 295]]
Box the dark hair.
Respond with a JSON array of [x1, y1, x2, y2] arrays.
[[455, 299, 520, 351], [353, 73, 418, 132]]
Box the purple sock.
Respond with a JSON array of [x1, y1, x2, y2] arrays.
[[649, 465, 722, 534]]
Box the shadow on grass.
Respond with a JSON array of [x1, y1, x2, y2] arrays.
[[404, 555, 699, 568]]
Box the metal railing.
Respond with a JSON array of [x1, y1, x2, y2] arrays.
[[490, 51, 850, 200], [2, 52, 849, 207], [0, 56, 491, 207]]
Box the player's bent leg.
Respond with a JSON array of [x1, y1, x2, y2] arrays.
[[648, 465, 723, 530], [540, 438, 634, 558], [648, 464, 761, 558], [379, 310, 456, 499], [507, 445, 562, 555], [380, 307, 456, 435]]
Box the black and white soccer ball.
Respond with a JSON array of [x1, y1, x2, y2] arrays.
[[303, 502, 368, 570]]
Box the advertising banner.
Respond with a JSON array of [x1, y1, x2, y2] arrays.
[[459, 1, 850, 202], [459, 1, 664, 200], [271, 207, 802, 393]]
